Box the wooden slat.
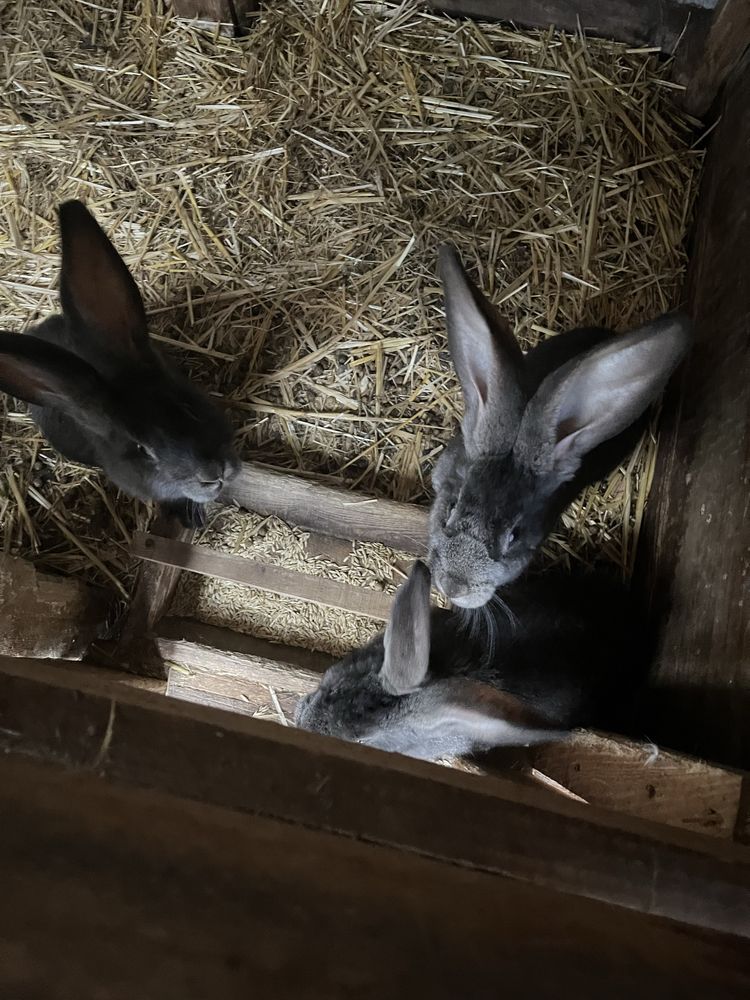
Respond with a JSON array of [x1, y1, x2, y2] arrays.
[[427, 0, 714, 83], [132, 531, 395, 621], [0, 654, 748, 938], [528, 731, 745, 841], [221, 461, 429, 554], [158, 621, 750, 841], [635, 49, 750, 769], [3, 754, 750, 1000], [685, 0, 750, 117], [159, 617, 331, 698], [115, 511, 195, 678], [0, 552, 114, 660]]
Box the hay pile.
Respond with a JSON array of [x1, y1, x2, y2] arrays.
[[1, 0, 702, 616]]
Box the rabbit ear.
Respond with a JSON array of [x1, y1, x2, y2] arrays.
[[520, 313, 692, 481], [59, 200, 149, 362], [439, 244, 526, 458], [430, 679, 568, 748], [0, 332, 114, 420], [380, 560, 432, 696]]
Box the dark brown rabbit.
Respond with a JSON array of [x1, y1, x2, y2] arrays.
[[429, 245, 692, 608], [0, 201, 239, 526]]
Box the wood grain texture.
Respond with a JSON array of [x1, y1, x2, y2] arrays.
[[0, 655, 749, 938], [221, 461, 429, 554], [155, 622, 749, 841], [528, 731, 745, 840], [2, 754, 749, 1000], [160, 617, 331, 715], [685, 0, 750, 117], [0, 553, 113, 660], [132, 531, 395, 621], [427, 0, 713, 82], [635, 49, 750, 769]]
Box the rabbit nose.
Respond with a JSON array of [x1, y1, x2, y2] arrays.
[[434, 571, 469, 600]]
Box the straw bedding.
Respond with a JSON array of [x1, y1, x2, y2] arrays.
[[1, 0, 702, 643]]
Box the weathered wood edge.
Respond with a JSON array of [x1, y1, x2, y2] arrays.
[[0, 654, 748, 938]]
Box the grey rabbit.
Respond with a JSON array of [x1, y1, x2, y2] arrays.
[[0, 201, 239, 526], [295, 560, 640, 762], [430, 244, 692, 608]]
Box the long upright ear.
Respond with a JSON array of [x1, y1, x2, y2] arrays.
[[428, 679, 569, 748], [58, 201, 149, 361], [0, 332, 114, 420], [439, 244, 526, 458], [520, 312, 692, 481], [380, 560, 432, 696]]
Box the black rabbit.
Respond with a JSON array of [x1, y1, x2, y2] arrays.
[[296, 560, 641, 762], [0, 201, 239, 526]]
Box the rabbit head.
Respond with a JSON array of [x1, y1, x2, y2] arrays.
[[0, 201, 239, 510], [429, 245, 692, 607], [295, 561, 564, 761]]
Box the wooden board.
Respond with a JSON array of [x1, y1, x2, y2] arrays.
[[0, 552, 114, 660], [528, 731, 746, 841], [635, 49, 750, 769], [685, 0, 750, 117], [132, 531, 396, 621], [221, 461, 429, 554], [427, 0, 714, 86], [115, 511, 195, 678], [160, 617, 331, 715], [172, 0, 256, 34], [0, 654, 749, 938], [3, 754, 749, 1000], [155, 626, 749, 842]]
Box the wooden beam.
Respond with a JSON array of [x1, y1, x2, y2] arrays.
[[635, 49, 750, 769], [159, 617, 331, 709], [426, 0, 714, 84], [528, 731, 746, 841], [685, 0, 750, 117], [3, 754, 750, 999], [0, 655, 748, 938], [171, 0, 256, 35], [0, 552, 114, 660], [132, 531, 396, 621], [158, 624, 750, 842], [114, 511, 195, 678], [221, 461, 429, 554]]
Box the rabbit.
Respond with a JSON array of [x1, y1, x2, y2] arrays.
[[0, 201, 239, 527], [295, 559, 642, 762], [427, 244, 693, 608]]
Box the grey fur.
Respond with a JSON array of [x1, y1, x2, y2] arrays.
[[0, 202, 239, 526], [295, 561, 639, 762], [430, 244, 692, 606]]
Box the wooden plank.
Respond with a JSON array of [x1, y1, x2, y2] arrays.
[[221, 461, 429, 555], [114, 511, 194, 678], [635, 49, 750, 769], [0, 552, 114, 660], [159, 616, 332, 679], [172, 0, 256, 34], [427, 0, 714, 83], [156, 619, 747, 841], [3, 755, 750, 1000], [132, 531, 395, 621], [685, 0, 750, 117], [528, 731, 745, 840], [168, 667, 298, 721], [0, 655, 749, 938]]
